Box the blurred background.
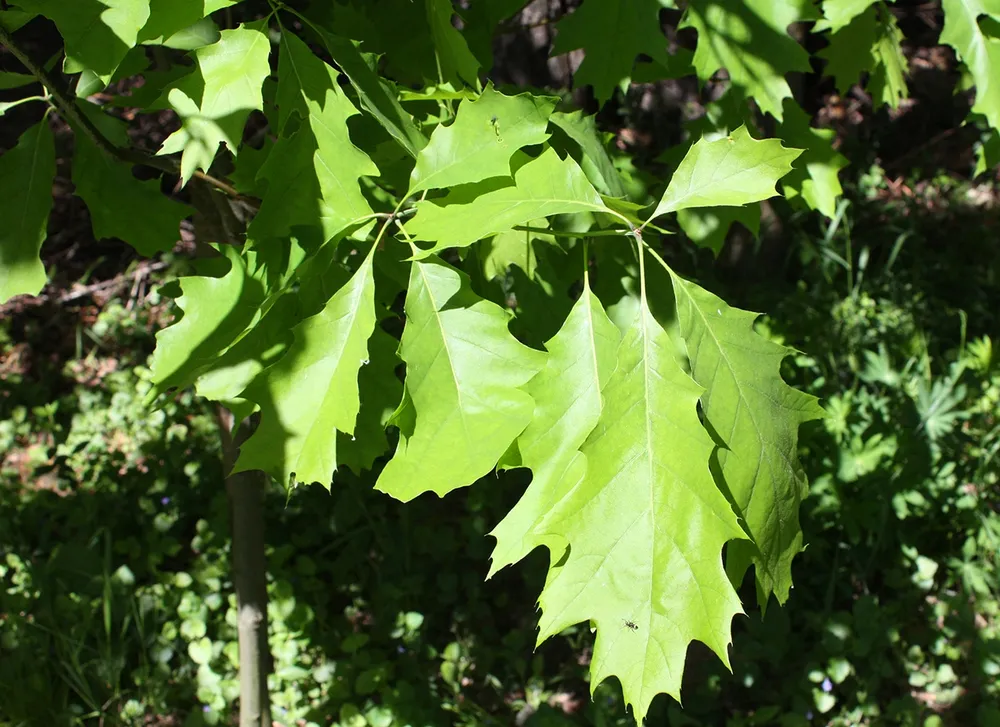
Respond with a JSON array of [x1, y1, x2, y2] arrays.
[[1, 1, 998, 725]]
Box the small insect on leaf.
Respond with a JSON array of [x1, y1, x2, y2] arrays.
[[624, 619, 638, 631]]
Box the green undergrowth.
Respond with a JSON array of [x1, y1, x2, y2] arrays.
[[1, 169, 999, 727]]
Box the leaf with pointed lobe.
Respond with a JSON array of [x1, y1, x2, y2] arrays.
[[375, 258, 546, 502], [489, 284, 620, 577], [16, 0, 149, 81], [313, 27, 427, 158], [817, 5, 879, 93], [776, 100, 847, 218], [406, 148, 610, 256], [815, 0, 878, 33], [408, 83, 556, 196], [156, 25, 271, 184], [677, 204, 761, 256], [664, 266, 824, 607], [149, 246, 265, 398], [535, 293, 747, 724], [941, 0, 1000, 129], [425, 0, 480, 86], [138, 0, 236, 44], [552, 0, 674, 104], [234, 247, 378, 487], [249, 30, 379, 244], [549, 110, 627, 198], [0, 120, 55, 303], [682, 0, 817, 120], [72, 106, 190, 256], [868, 6, 909, 109], [650, 125, 800, 221]]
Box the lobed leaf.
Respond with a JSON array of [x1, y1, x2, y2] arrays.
[[235, 247, 378, 487], [408, 83, 556, 196], [249, 29, 379, 244], [650, 125, 800, 221], [376, 258, 546, 501], [535, 289, 747, 724], [72, 106, 190, 256], [682, 0, 817, 120], [489, 283, 620, 576], [17, 0, 149, 81], [156, 25, 271, 183], [406, 148, 610, 256], [551, 0, 674, 104], [941, 0, 1000, 128], [665, 266, 824, 607], [775, 99, 847, 218], [425, 0, 480, 86]]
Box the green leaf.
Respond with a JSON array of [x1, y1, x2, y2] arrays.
[[235, 247, 378, 487], [815, 0, 878, 33], [664, 265, 824, 606], [249, 29, 378, 244], [461, 0, 529, 68], [0, 120, 55, 303], [0, 71, 36, 90], [682, 0, 817, 120], [149, 246, 264, 397], [551, 0, 673, 104], [868, 5, 909, 110], [406, 148, 610, 256], [817, 5, 879, 93], [677, 205, 760, 256], [139, 0, 237, 44], [408, 83, 556, 196], [535, 285, 746, 723], [649, 125, 801, 220], [314, 28, 427, 158], [16, 0, 150, 81], [776, 100, 847, 218], [375, 258, 546, 501], [941, 0, 1000, 128], [72, 106, 191, 256], [425, 0, 480, 86], [156, 25, 271, 184], [489, 283, 620, 576], [549, 110, 627, 198]]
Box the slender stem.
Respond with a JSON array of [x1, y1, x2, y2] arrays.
[[513, 225, 632, 238], [0, 23, 242, 199]]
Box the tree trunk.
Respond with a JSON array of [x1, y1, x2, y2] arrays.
[[219, 408, 273, 727]]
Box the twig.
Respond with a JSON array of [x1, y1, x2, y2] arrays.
[[0, 24, 242, 199]]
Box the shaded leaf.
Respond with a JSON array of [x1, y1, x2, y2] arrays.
[[549, 110, 627, 198], [17, 0, 149, 81], [665, 265, 824, 606], [682, 0, 817, 120], [73, 106, 190, 256], [425, 0, 480, 86], [677, 204, 761, 255], [552, 0, 674, 104], [0, 120, 55, 303], [776, 99, 847, 218]]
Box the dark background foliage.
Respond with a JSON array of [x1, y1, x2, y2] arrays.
[[1, 1, 998, 726]]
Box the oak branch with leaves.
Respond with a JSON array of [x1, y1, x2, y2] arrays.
[[1, 0, 994, 722]]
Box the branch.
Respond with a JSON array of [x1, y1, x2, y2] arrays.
[[0, 23, 242, 199]]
